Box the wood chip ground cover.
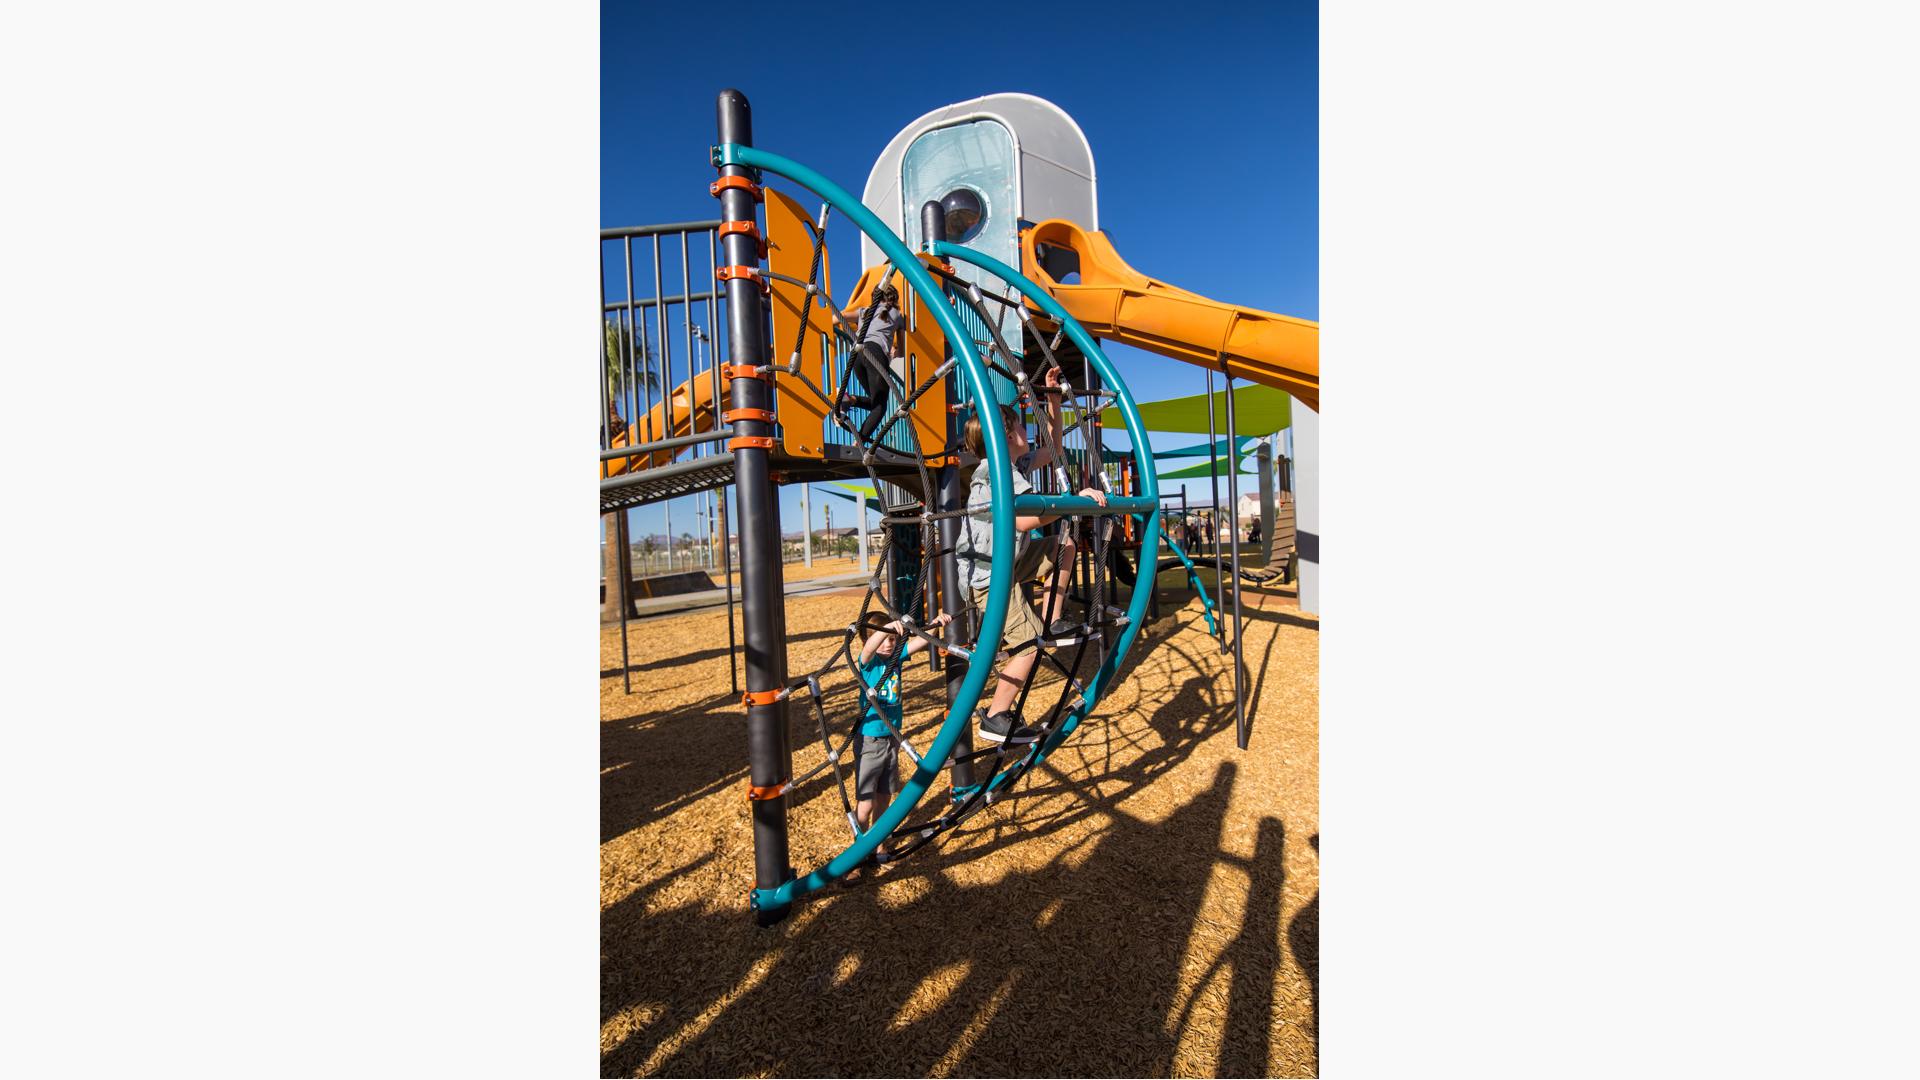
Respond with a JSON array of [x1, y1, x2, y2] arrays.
[[602, 572, 1318, 1077]]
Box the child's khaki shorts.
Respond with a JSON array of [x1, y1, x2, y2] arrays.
[[970, 541, 1060, 648]]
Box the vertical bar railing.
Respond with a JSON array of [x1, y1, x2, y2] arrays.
[[623, 238, 641, 445], [709, 229, 737, 693], [600, 222, 733, 652]]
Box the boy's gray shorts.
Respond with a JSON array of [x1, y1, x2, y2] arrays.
[[854, 733, 901, 802]]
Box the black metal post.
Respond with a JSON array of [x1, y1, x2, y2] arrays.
[[718, 89, 792, 925], [922, 200, 976, 789], [1223, 373, 1249, 749], [616, 510, 632, 693], [1205, 369, 1226, 650], [1257, 435, 1276, 571], [1084, 362, 1107, 668]]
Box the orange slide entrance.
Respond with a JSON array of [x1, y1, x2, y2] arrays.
[[1021, 219, 1319, 411]]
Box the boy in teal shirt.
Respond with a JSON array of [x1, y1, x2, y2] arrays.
[[853, 609, 953, 855]]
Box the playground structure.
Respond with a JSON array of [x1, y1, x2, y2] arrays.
[[601, 91, 1319, 925]]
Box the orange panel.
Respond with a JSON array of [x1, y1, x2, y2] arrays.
[[765, 188, 834, 458]]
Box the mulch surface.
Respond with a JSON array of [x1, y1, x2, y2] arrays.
[[602, 571, 1319, 1077]]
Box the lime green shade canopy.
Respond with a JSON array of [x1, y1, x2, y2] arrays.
[[1102, 383, 1291, 434], [1157, 456, 1256, 481], [1155, 434, 1258, 459]]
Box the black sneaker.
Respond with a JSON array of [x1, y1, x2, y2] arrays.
[[1041, 618, 1084, 644], [978, 710, 1041, 744]]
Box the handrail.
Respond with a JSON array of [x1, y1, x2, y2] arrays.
[[1012, 494, 1159, 515], [599, 220, 720, 240], [599, 428, 735, 462], [1160, 534, 1220, 637]]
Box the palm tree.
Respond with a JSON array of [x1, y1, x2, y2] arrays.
[[602, 318, 658, 622]]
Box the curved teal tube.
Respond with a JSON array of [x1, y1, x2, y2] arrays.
[[931, 241, 1162, 773], [1013, 493, 1159, 516], [720, 144, 1016, 913], [1161, 534, 1220, 637]]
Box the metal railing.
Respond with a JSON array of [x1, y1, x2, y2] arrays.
[[600, 220, 734, 464], [602, 219, 741, 691]]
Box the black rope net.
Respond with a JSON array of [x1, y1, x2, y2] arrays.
[[749, 197, 1131, 870]]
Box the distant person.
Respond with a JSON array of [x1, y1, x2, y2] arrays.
[[955, 366, 1106, 744], [1247, 518, 1260, 547], [852, 609, 954, 857], [840, 281, 902, 444]]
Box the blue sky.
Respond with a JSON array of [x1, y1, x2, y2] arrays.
[[602, 0, 1316, 542]]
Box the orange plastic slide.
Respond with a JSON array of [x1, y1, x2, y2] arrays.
[[602, 375, 722, 480], [1020, 220, 1319, 411]]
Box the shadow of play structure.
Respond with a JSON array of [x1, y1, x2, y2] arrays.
[[600, 90, 1319, 926]]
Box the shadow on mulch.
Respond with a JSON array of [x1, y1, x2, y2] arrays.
[[1290, 834, 1319, 1062], [601, 759, 1306, 1078], [1236, 607, 1320, 633], [602, 627, 847, 680], [603, 594, 1317, 1076], [602, 612, 1197, 850]]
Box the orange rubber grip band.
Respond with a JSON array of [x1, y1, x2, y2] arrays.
[[746, 783, 786, 801], [725, 407, 777, 424], [710, 175, 764, 201], [728, 435, 778, 451], [717, 220, 769, 257], [723, 364, 773, 383]]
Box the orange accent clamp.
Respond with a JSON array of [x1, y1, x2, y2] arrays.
[[725, 407, 777, 424], [729, 435, 778, 451], [723, 363, 773, 383], [717, 220, 769, 257], [742, 688, 783, 708], [746, 783, 786, 802], [716, 264, 770, 294], [709, 175, 764, 201]]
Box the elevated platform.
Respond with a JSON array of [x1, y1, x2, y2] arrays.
[[599, 447, 925, 515]]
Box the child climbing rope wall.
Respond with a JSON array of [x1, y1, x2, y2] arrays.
[[851, 609, 953, 861], [953, 366, 1107, 744], [841, 281, 902, 443]]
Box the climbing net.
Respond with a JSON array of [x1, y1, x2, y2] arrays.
[[734, 191, 1136, 872]]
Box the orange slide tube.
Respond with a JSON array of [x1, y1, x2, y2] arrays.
[[602, 373, 724, 479], [1020, 220, 1319, 411]]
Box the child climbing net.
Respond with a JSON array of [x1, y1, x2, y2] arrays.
[[731, 189, 1134, 871]]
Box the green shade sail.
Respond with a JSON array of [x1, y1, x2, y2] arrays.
[[1157, 456, 1257, 481], [1156, 434, 1259, 459], [1103, 383, 1291, 434], [819, 482, 882, 515]]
